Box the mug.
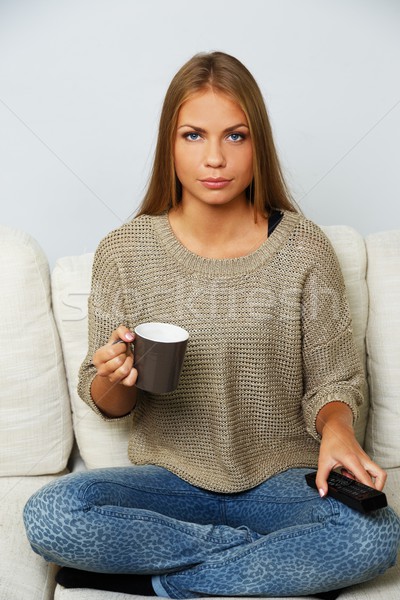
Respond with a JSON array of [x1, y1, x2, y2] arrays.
[[133, 322, 189, 394]]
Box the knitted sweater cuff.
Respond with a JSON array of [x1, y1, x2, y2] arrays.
[[77, 367, 134, 423], [305, 389, 362, 442]]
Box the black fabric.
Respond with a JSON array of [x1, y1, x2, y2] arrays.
[[268, 209, 283, 236], [313, 589, 344, 600], [55, 567, 155, 596], [56, 566, 344, 598]]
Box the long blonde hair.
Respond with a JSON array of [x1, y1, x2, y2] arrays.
[[136, 51, 297, 217]]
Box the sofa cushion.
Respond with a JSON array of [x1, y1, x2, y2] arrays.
[[321, 226, 369, 445], [0, 474, 62, 600], [0, 226, 73, 476], [51, 254, 131, 469], [365, 230, 400, 469]]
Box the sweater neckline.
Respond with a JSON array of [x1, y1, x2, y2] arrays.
[[151, 210, 301, 278]]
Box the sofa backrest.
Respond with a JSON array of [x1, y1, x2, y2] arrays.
[[364, 230, 400, 469], [3, 223, 398, 476], [0, 226, 73, 476], [51, 255, 131, 469]]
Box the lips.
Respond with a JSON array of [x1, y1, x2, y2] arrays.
[[199, 178, 232, 189]]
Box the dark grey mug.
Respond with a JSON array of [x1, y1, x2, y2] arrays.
[[133, 322, 189, 394]]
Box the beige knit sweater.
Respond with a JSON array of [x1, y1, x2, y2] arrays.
[[78, 210, 364, 493]]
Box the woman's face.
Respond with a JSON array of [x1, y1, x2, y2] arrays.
[[174, 88, 253, 210]]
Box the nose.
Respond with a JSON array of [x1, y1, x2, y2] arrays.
[[204, 139, 226, 168]]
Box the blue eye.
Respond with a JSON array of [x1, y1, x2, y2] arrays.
[[185, 132, 201, 141], [228, 133, 245, 142]]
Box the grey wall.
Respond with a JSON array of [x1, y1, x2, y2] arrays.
[[1, 0, 399, 267]]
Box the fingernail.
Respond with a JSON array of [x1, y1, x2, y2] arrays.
[[125, 333, 134, 341], [319, 488, 325, 498]]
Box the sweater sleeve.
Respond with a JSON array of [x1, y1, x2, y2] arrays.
[[77, 233, 133, 421], [300, 228, 364, 441]]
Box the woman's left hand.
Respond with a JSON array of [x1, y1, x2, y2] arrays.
[[315, 402, 387, 497]]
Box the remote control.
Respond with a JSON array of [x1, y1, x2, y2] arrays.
[[305, 470, 387, 513]]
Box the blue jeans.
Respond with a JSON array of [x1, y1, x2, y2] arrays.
[[23, 465, 400, 598]]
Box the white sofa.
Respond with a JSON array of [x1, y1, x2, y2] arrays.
[[0, 222, 399, 600]]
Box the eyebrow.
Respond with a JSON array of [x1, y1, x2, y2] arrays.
[[177, 123, 249, 133]]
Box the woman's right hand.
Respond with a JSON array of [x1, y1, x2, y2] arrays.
[[92, 325, 138, 387]]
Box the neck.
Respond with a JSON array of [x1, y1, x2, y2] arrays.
[[172, 200, 257, 239], [168, 200, 269, 259]]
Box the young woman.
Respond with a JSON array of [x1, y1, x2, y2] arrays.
[[24, 51, 400, 599]]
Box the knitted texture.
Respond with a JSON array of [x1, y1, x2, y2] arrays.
[[78, 211, 364, 493]]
